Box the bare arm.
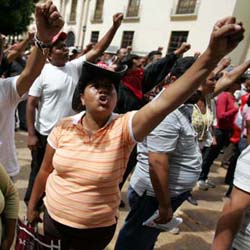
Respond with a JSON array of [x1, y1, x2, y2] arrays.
[[211, 186, 250, 250], [16, 46, 47, 97], [85, 13, 123, 62], [27, 144, 55, 224], [149, 152, 173, 224], [26, 96, 40, 150], [132, 17, 244, 141], [16, 1, 64, 97], [5, 32, 34, 64], [213, 60, 250, 97]]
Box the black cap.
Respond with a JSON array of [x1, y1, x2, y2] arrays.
[[72, 61, 128, 112]]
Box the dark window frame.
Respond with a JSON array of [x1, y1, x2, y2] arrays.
[[93, 0, 104, 21], [176, 0, 197, 14], [69, 0, 77, 22], [121, 31, 134, 48], [90, 31, 99, 43], [167, 31, 189, 54], [126, 0, 140, 17]]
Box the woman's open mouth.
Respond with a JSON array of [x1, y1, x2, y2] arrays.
[[99, 95, 109, 105]]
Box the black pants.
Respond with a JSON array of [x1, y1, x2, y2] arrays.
[[199, 128, 231, 181], [44, 209, 116, 250], [119, 146, 137, 190], [24, 130, 47, 206], [17, 100, 27, 130]]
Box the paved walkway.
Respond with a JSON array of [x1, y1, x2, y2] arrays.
[[15, 131, 228, 250]]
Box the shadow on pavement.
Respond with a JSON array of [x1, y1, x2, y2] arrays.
[[156, 234, 211, 250], [180, 208, 220, 232], [192, 185, 227, 202]]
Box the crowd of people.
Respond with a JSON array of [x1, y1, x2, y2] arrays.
[[0, 1, 250, 250]]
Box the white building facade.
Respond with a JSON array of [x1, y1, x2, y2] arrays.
[[51, 0, 250, 65]]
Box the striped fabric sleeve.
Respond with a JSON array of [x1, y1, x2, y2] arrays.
[[47, 120, 64, 149], [128, 111, 137, 143]]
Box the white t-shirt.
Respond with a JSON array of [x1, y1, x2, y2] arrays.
[[29, 55, 86, 135], [0, 76, 21, 176], [233, 145, 250, 250]]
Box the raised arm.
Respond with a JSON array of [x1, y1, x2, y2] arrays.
[[85, 13, 123, 62], [5, 32, 34, 64], [132, 17, 244, 141], [16, 1, 64, 97], [173, 42, 191, 57], [142, 42, 191, 93], [213, 60, 250, 97]]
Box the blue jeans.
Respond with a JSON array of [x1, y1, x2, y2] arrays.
[[115, 186, 189, 250], [238, 137, 247, 153]]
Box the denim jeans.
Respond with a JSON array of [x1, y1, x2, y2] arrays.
[[238, 137, 247, 153], [115, 186, 189, 250]]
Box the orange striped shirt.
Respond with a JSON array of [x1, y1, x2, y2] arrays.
[[45, 111, 136, 228]]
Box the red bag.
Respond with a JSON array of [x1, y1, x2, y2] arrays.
[[15, 219, 61, 250]]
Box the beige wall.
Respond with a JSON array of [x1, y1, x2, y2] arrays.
[[167, 0, 237, 57], [51, 0, 248, 64], [83, 0, 239, 56], [230, 0, 250, 64]]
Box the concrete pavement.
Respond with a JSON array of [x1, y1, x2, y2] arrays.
[[15, 130, 228, 250]]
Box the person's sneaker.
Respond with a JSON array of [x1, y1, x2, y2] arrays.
[[197, 180, 209, 191], [206, 179, 216, 188], [187, 195, 198, 206], [169, 227, 180, 235]]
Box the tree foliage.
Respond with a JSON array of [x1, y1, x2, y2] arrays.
[[0, 0, 35, 35]]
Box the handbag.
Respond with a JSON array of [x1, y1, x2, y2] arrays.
[[15, 219, 61, 250]]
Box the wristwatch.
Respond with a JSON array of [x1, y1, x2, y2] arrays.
[[34, 34, 52, 55]]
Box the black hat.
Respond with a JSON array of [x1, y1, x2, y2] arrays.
[[72, 61, 128, 112]]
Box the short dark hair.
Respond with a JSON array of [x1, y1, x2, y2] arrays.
[[118, 54, 141, 69], [147, 50, 162, 62], [170, 56, 196, 79]]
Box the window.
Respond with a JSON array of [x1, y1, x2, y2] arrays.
[[167, 31, 188, 53], [93, 0, 104, 21], [90, 31, 99, 43], [126, 0, 140, 17], [69, 0, 77, 22], [121, 31, 134, 48], [66, 31, 75, 47], [176, 0, 197, 14]]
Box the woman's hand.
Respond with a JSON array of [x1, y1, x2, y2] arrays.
[[27, 207, 42, 225]]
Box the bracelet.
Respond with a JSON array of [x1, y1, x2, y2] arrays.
[[34, 34, 52, 55]]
